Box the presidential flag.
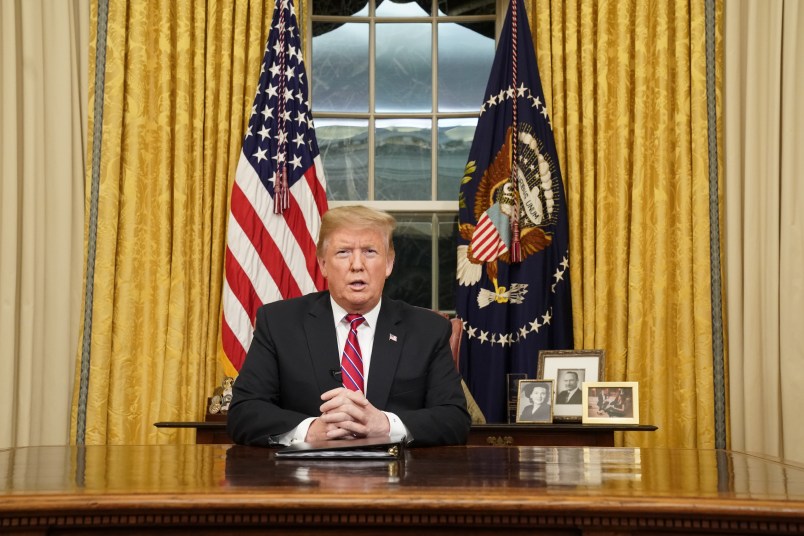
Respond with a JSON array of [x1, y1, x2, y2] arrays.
[[456, 0, 573, 422], [222, 0, 328, 376]]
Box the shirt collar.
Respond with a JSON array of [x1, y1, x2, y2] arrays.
[[329, 297, 382, 328]]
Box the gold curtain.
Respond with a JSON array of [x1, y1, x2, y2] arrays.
[[529, 0, 724, 448], [73, 0, 724, 448], [71, 0, 274, 444]]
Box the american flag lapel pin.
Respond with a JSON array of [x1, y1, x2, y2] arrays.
[[389, 333, 397, 342]]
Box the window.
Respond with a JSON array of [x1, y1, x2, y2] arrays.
[[308, 0, 499, 310]]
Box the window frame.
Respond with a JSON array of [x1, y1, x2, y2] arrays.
[[304, 0, 506, 310]]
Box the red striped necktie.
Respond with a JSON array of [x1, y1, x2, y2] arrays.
[[341, 314, 366, 393]]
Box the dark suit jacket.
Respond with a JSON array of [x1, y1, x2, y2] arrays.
[[227, 291, 471, 447], [556, 388, 582, 404]]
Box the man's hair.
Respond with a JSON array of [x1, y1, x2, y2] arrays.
[[564, 370, 579, 381], [316, 205, 397, 257]]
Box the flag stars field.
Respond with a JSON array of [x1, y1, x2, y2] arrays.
[[479, 83, 553, 129], [463, 306, 561, 348]]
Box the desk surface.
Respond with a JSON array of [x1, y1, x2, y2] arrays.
[[155, 421, 658, 447], [1, 444, 803, 534], [155, 421, 658, 432]]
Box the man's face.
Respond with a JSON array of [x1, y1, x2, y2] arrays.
[[563, 373, 578, 391], [318, 226, 394, 314]]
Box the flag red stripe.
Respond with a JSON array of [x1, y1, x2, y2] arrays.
[[226, 214, 283, 305], [471, 214, 509, 261], [220, 317, 247, 371], [224, 247, 262, 324], [474, 237, 503, 260], [473, 228, 496, 251], [235, 155, 318, 295], [303, 163, 328, 289], [230, 181, 303, 299], [284, 191, 324, 290], [473, 231, 503, 260], [306, 163, 328, 218]]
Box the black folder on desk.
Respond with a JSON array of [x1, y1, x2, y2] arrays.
[[275, 436, 403, 459]]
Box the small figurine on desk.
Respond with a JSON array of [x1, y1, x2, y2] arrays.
[[208, 376, 236, 415], [220, 376, 235, 412]]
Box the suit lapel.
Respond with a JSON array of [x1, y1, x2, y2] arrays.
[[304, 293, 342, 391], [366, 299, 403, 408]]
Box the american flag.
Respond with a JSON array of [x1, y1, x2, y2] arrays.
[[221, 0, 328, 374]]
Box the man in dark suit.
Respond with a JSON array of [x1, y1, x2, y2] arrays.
[[555, 370, 582, 404], [227, 205, 471, 447]]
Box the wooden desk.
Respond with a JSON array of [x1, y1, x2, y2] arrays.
[[467, 423, 657, 446], [155, 420, 657, 446], [1, 444, 803, 534]]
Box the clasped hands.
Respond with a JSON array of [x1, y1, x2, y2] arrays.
[[305, 387, 390, 442]]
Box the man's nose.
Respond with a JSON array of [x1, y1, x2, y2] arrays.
[[349, 252, 364, 270]]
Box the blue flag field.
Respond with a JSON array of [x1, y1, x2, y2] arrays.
[[456, 0, 573, 423]]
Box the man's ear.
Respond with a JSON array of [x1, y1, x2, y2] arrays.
[[317, 256, 328, 278], [385, 251, 395, 278]]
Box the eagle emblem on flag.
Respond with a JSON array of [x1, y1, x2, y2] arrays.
[[457, 122, 562, 308]]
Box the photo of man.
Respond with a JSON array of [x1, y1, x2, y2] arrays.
[[555, 369, 583, 404]]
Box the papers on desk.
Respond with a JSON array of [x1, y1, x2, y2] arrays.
[[279, 449, 396, 459], [275, 435, 404, 460]]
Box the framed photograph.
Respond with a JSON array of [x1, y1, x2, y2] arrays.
[[582, 382, 639, 424], [506, 373, 528, 424], [537, 349, 605, 422], [515, 380, 554, 424]]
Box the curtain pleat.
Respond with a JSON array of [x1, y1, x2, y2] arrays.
[[725, 0, 804, 464], [532, 0, 722, 448], [0, 0, 88, 449], [778, 0, 804, 465], [71, 0, 274, 445]]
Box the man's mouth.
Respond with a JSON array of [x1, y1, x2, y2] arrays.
[[348, 280, 367, 290]]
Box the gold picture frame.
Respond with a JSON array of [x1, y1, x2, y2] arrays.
[[515, 379, 554, 424], [536, 349, 605, 422], [582, 382, 639, 424]]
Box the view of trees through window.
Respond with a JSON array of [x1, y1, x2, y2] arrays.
[[308, 0, 498, 310]]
